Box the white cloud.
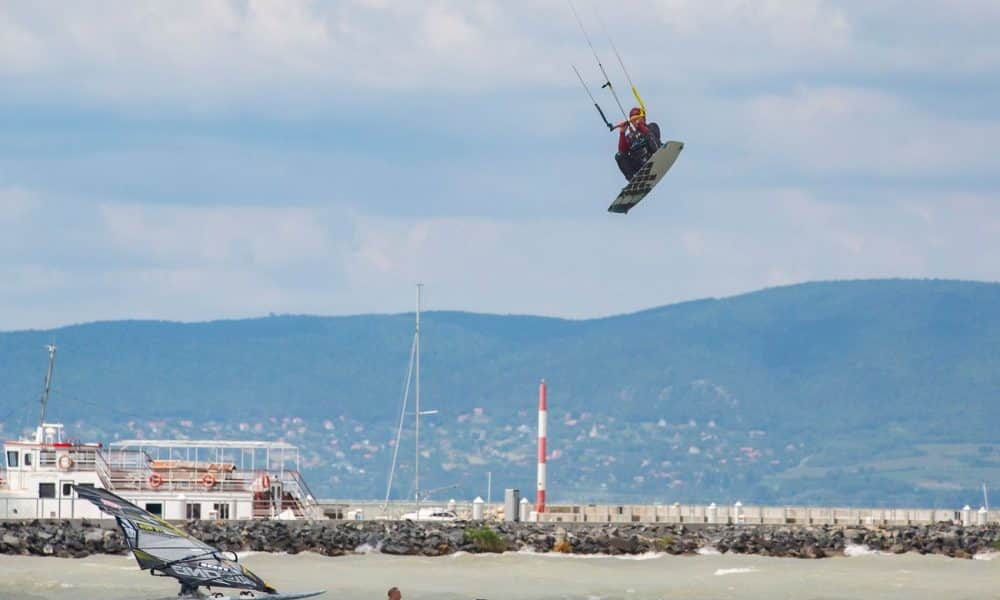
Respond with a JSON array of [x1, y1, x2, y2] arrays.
[[99, 204, 335, 269], [2, 1, 997, 112], [0, 186, 997, 329], [649, 0, 850, 49], [742, 86, 1000, 177], [0, 2, 998, 329], [0, 187, 39, 223]]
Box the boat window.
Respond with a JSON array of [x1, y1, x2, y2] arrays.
[[39, 482, 56, 498], [186, 503, 201, 520], [23, 452, 32, 467], [145, 503, 163, 517], [5, 451, 17, 468], [213, 503, 231, 519], [40, 450, 56, 466], [62, 482, 74, 497]]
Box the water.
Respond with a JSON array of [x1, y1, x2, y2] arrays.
[[0, 551, 996, 600]]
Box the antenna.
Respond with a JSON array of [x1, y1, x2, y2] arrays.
[[38, 344, 57, 428]]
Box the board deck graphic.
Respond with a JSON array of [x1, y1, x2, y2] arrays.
[[608, 141, 684, 214]]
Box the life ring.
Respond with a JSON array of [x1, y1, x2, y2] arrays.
[[148, 473, 163, 489], [57, 454, 74, 470], [201, 473, 217, 489]]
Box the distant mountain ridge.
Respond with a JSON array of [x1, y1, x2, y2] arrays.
[[1, 279, 998, 506]]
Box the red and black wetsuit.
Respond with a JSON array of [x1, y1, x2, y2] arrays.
[[618, 121, 651, 154]]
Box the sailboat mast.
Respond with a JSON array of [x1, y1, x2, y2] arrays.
[[38, 344, 57, 429], [415, 283, 422, 509]]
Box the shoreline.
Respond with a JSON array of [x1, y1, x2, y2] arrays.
[[2, 520, 997, 561]]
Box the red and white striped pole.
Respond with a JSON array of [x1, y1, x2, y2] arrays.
[[536, 379, 547, 513]]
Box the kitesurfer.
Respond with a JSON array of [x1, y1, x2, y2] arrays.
[[388, 587, 402, 600], [614, 107, 661, 180]]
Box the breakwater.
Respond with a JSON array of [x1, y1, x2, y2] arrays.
[[2, 520, 998, 560]]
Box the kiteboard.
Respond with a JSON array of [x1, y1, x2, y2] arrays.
[[608, 140, 684, 214]]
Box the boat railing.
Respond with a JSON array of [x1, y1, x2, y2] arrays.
[[93, 449, 114, 489], [281, 470, 323, 519]]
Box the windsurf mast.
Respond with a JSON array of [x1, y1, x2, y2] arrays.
[[567, 0, 632, 130]]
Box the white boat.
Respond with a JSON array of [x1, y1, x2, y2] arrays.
[[400, 506, 458, 521], [0, 346, 324, 521]]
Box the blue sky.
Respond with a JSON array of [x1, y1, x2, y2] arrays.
[[1, 0, 998, 329]]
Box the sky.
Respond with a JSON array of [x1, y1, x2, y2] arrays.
[[1, 0, 998, 330]]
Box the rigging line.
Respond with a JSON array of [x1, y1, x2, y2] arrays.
[[567, 0, 632, 128], [383, 333, 417, 513], [572, 64, 613, 130], [593, 7, 646, 115]]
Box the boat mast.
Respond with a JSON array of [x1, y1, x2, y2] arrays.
[[414, 283, 422, 511], [38, 344, 57, 429]]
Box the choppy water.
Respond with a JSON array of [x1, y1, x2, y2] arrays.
[[0, 550, 996, 600]]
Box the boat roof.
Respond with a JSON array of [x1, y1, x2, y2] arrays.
[[111, 439, 298, 451]]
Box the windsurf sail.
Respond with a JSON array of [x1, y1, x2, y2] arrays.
[[73, 485, 277, 595]]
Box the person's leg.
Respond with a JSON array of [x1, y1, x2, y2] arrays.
[[616, 152, 635, 180], [645, 122, 662, 153]]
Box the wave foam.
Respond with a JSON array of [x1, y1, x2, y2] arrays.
[[714, 568, 757, 576], [843, 544, 882, 557]]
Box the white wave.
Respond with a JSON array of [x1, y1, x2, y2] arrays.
[[697, 546, 721, 555], [446, 548, 671, 561], [509, 549, 668, 561], [714, 567, 757, 576], [843, 544, 882, 557], [354, 543, 378, 554], [973, 551, 998, 561]]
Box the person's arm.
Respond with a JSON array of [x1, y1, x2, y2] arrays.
[[618, 126, 629, 153]]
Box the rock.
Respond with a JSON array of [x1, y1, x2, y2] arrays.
[[84, 529, 106, 544]]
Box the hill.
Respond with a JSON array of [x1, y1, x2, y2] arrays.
[[1, 279, 998, 506]]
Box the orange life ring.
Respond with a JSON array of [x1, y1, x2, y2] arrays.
[[57, 454, 74, 470], [201, 473, 217, 489], [148, 473, 163, 488]]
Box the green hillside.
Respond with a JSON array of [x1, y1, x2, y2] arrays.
[[1, 279, 998, 507]]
